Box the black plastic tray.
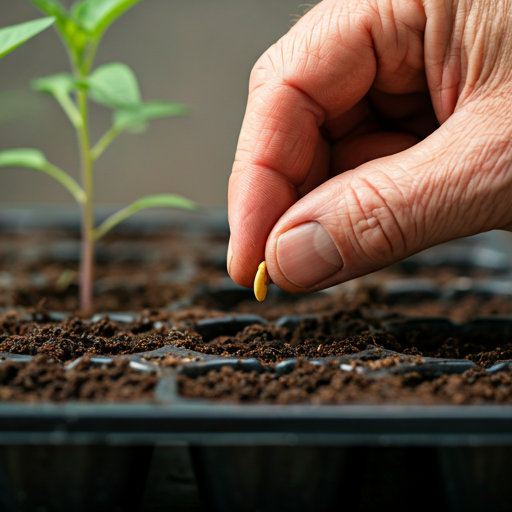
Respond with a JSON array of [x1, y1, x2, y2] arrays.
[[1, 300, 512, 512]]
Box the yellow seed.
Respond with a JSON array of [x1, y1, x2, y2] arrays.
[[254, 261, 270, 302]]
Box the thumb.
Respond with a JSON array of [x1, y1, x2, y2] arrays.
[[265, 110, 512, 292]]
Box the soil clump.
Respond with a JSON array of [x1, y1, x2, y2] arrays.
[[179, 359, 512, 405], [0, 356, 158, 402], [0, 311, 200, 363]]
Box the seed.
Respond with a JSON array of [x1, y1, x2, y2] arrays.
[[254, 261, 270, 302]]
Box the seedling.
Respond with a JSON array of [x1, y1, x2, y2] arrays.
[[254, 261, 270, 301], [0, 0, 197, 311]]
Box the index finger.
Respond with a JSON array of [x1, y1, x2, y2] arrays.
[[227, 2, 378, 287]]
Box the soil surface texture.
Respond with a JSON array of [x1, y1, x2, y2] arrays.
[[173, 320, 512, 368], [2, 231, 511, 319], [178, 359, 512, 405], [0, 231, 229, 312], [1, 306, 512, 368], [0, 356, 158, 402], [2, 230, 512, 403], [0, 311, 200, 363]]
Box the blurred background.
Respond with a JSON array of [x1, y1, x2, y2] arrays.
[[0, 0, 310, 209]]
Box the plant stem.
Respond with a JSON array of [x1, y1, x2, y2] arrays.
[[76, 85, 94, 311], [63, 36, 101, 311], [81, 37, 100, 76]]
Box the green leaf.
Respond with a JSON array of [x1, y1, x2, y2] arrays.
[[114, 101, 191, 132], [32, 73, 82, 127], [27, 0, 67, 18], [72, 0, 143, 36], [0, 148, 46, 169], [94, 194, 198, 239], [0, 148, 86, 204], [86, 62, 141, 109], [28, 0, 90, 65], [32, 73, 75, 96], [90, 100, 191, 160], [0, 17, 55, 59], [119, 194, 197, 211]]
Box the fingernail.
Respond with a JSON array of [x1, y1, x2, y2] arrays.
[[227, 238, 233, 275], [277, 222, 343, 288]]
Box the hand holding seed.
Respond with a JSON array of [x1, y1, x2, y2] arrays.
[[228, 0, 512, 294]]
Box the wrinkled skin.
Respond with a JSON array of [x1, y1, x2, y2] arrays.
[[227, 0, 512, 293]]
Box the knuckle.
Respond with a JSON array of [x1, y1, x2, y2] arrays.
[[341, 172, 416, 263], [446, 112, 512, 230], [250, 0, 371, 94], [248, 44, 282, 96]]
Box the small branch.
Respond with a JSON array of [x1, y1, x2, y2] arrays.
[[93, 194, 198, 241], [56, 92, 83, 129], [44, 162, 86, 204], [90, 126, 120, 161], [93, 205, 131, 241]]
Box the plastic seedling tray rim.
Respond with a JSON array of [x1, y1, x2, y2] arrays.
[[1, 401, 512, 446]]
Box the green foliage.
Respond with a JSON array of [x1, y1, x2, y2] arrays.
[[95, 194, 198, 240], [27, 0, 67, 17], [29, 0, 143, 71], [5, 0, 196, 308], [114, 101, 191, 132], [32, 73, 82, 127], [32, 72, 75, 96], [0, 148, 46, 169], [72, 0, 143, 36], [27, 1, 89, 66], [0, 149, 86, 203], [0, 17, 55, 59], [85, 62, 141, 109]]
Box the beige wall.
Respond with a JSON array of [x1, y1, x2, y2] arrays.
[[0, 1, 309, 207]]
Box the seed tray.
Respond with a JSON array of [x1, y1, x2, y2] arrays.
[[0, 300, 512, 512], [0, 223, 511, 511]]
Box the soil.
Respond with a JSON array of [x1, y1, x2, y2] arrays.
[[0, 311, 200, 363], [1, 230, 512, 403], [1, 231, 511, 319], [171, 316, 512, 368], [1, 299, 512, 368], [171, 325, 397, 362], [178, 359, 512, 405], [386, 294, 512, 322], [0, 355, 158, 402], [0, 231, 229, 312]]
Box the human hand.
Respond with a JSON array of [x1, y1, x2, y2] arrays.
[[227, 0, 512, 293]]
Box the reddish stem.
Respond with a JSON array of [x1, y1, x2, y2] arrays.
[[79, 214, 94, 312], [76, 87, 95, 312]]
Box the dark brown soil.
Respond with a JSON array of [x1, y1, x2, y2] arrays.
[[2, 230, 512, 404], [227, 288, 512, 323], [388, 294, 512, 322], [178, 359, 512, 405], [2, 231, 512, 321], [0, 305, 511, 368], [173, 325, 398, 362], [0, 231, 229, 312], [0, 311, 200, 363], [0, 356, 158, 402], [174, 319, 512, 368]]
